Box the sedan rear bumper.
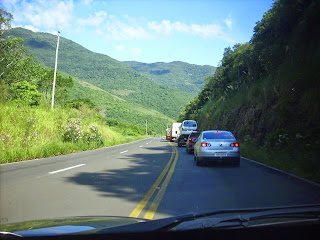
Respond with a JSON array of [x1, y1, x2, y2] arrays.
[[198, 156, 240, 163]]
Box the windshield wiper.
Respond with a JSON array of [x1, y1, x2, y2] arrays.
[[97, 204, 320, 233], [182, 203, 320, 228]]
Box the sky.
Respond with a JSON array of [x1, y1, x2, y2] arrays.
[[1, 0, 275, 66]]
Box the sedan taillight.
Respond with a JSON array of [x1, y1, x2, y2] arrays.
[[201, 142, 211, 147], [230, 142, 240, 147]]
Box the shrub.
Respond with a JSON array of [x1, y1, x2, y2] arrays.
[[106, 118, 119, 126], [65, 98, 95, 109], [84, 124, 104, 145], [62, 118, 83, 142]]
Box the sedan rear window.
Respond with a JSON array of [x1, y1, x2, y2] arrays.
[[202, 131, 235, 140], [183, 121, 197, 127]]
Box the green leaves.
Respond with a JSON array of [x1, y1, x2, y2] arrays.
[[0, 8, 12, 37], [9, 81, 41, 106]]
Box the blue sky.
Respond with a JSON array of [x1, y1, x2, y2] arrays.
[[1, 0, 275, 66]]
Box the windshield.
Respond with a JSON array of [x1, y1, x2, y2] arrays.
[[1, 0, 320, 236]]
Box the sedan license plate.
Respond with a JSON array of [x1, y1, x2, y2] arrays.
[[215, 152, 227, 157]]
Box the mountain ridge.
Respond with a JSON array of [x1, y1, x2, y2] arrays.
[[123, 60, 216, 96], [6, 27, 193, 120]]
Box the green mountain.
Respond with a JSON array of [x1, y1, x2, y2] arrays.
[[68, 75, 174, 133], [6, 27, 192, 120], [123, 61, 216, 96]]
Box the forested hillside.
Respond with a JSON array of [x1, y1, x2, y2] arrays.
[[123, 61, 216, 95], [0, 8, 174, 163], [68, 76, 174, 133], [179, 0, 320, 181], [6, 28, 192, 120]]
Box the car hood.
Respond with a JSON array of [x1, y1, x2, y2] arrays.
[[0, 216, 146, 237], [1, 204, 320, 237]]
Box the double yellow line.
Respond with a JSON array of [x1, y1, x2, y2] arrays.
[[129, 142, 179, 220]]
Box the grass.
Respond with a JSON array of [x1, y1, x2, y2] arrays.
[[0, 102, 146, 164], [241, 142, 320, 183]]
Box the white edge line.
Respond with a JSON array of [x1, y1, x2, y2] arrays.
[[120, 150, 128, 154], [49, 164, 86, 175], [1, 137, 155, 166], [242, 157, 320, 188]]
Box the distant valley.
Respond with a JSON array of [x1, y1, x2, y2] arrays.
[[123, 61, 216, 96]]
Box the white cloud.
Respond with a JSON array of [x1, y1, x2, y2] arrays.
[[77, 11, 107, 27], [130, 48, 142, 55], [105, 18, 152, 41], [4, 2, 234, 44], [95, 28, 104, 35], [6, 0, 74, 31], [116, 45, 125, 51], [148, 20, 189, 35], [23, 25, 40, 32], [148, 20, 234, 42], [82, 0, 93, 5], [224, 15, 232, 29]]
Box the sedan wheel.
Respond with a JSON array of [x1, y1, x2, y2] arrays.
[[195, 156, 201, 166]]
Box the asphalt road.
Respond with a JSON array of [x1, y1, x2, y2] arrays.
[[1, 137, 320, 224]]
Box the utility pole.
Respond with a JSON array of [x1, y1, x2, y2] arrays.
[[51, 31, 60, 109]]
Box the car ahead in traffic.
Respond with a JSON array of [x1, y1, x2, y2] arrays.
[[186, 132, 200, 154], [194, 130, 240, 167], [177, 120, 197, 147]]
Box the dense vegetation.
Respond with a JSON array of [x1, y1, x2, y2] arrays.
[[178, 0, 320, 181], [0, 8, 152, 163], [6, 28, 193, 120], [123, 61, 216, 95], [0, 102, 146, 163]]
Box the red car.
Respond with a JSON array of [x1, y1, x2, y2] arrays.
[[186, 132, 200, 154]]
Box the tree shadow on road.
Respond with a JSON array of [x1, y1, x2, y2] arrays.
[[64, 144, 173, 203]]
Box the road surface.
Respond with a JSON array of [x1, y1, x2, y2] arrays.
[[1, 137, 320, 224]]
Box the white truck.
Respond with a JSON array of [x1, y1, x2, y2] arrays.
[[170, 122, 182, 142], [177, 120, 198, 147]]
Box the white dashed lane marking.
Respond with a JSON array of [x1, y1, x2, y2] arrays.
[[49, 164, 86, 175]]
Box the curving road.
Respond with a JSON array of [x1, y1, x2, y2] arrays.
[[1, 137, 320, 224]]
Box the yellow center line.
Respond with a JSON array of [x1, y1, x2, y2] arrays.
[[143, 144, 179, 220], [129, 142, 176, 218]]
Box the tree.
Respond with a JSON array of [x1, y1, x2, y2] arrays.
[[0, 8, 12, 37], [9, 80, 41, 106]]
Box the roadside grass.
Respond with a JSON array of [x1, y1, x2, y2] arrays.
[[241, 143, 320, 183], [0, 102, 146, 164]]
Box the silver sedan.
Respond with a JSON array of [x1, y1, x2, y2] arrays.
[[194, 130, 240, 167]]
